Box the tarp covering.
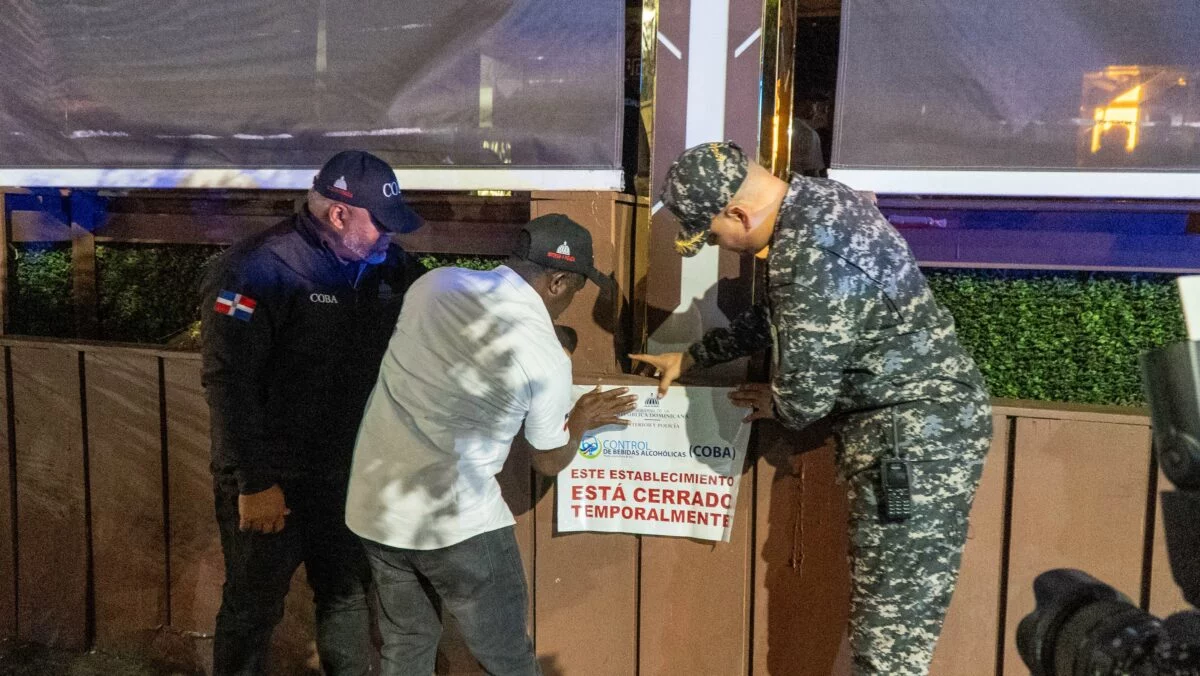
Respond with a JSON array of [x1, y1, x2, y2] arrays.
[[0, 0, 624, 171], [834, 0, 1200, 173]]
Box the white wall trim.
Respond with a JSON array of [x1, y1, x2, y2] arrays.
[[829, 169, 1200, 199], [679, 0, 730, 305], [0, 168, 625, 192]]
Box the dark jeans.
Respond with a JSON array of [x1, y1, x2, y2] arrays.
[[364, 527, 539, 676], [213, 476, 372, 676]]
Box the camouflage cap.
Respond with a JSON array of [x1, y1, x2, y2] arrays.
[[660, 141, 749, 257]]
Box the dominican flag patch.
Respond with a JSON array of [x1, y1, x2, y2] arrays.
[[214, 290, 257, 322]]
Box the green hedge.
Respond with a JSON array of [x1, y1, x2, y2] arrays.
[[6, 246, 1185, 407], [7, 248, 503, 345], [97, 244, 224, 343], [927, 270, 1185, 406], [417, 254, 503, 271], [7, 244, 224, 344], [164, 253, 503, 348], [9, 244, 73, 338]]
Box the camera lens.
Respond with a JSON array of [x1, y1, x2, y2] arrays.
[[1017, 570, 1133, 675], [1052, 600, 1155, 675]]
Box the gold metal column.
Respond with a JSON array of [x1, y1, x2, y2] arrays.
[[759, 0, 798, 178], [637, 0, 659, 199]]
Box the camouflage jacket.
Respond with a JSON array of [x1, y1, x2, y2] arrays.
[[687, 176, 991, 475]]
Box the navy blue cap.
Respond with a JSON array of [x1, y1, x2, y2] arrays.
[[313, 150, 423, 234]]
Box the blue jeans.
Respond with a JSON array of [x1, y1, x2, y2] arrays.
[[363, 527, 539, 676]]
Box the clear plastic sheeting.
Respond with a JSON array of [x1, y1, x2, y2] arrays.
[[0, 0, 624, 179], [834, 0, 1200, 175]]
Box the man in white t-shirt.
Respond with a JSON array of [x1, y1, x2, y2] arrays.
[[345, 214, 636, 676]]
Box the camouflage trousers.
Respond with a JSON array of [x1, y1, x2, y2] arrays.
[[844, 439, 990, 676]]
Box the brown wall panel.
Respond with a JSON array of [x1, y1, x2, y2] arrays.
[[534, 483, 639, 676], [164, 357, 320, 675], [85, 351, 167, 652], [929, 415, 1010, 676], [160, 357, 221, 671], [397, 220, 526, 257], [502, 444, 537, 625], [0, 349, 13, 638], [1149, 469, 1192, 618], [531, 192, 638, 377], [1002, 419, 1152, 676], [12, 346, 87, 649], [11, 210, 70, 243], [752, 427, 851, 676], [97, 213, 279, 245], [639, 466, 753, 676], [0, 334, 1169, 672], [163, 357, 221, 674]]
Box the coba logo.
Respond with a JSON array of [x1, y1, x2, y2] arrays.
[[691, 445, 735, 459], [310, 293, 339, 304], [382, 181, 401, 198], [578, 436, 601, 459]]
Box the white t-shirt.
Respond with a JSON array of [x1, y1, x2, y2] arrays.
[[345, 265, 573, 550]]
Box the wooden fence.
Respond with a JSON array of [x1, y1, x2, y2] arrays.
[[0, 338, 1185, 675], [0, 189, 647, 380]]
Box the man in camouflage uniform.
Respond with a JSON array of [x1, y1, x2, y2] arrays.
[[632, 141, 992, 676]]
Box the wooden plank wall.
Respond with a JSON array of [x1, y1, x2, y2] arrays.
[[753, 425, 851, 676], [928, 416, 1010, 676], [0, 342, 1183, 676], [1000, 418, 1152, 676], [11, 345, 88, 649], [85, 351, 166, 653], [0, 348, 13, 639], [0, 346, 320, 675], [162, 358, 222, 674]]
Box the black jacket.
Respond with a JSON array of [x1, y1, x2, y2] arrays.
[[200, 208, 424, 494]]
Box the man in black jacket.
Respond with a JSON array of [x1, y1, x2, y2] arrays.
[[201, 150, 425, 675]]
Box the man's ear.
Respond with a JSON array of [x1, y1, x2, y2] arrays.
[[549, 271, 585, 295], [726, 204, 753, 231], [547, 271, 571, 295], [327, 203, 350, 232]]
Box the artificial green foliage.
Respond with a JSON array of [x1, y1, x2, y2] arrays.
[[5, 242, 1185, 408], [96, 244, 224, 343], [417, 254, 503, 271], [9, 244, 74, 338], [927, 270, 1186, 406], [116, 252, 501, 346], [168, 252, 502, 348]]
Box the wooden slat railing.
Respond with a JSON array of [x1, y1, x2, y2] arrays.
[[0, 338, 1183, 675]]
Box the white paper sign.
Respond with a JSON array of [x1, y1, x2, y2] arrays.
[[557, 385, 751, 542]]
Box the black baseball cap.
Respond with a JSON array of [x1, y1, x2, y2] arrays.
[[515, 214, 609, 288], [312, 150, 423, 234]]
